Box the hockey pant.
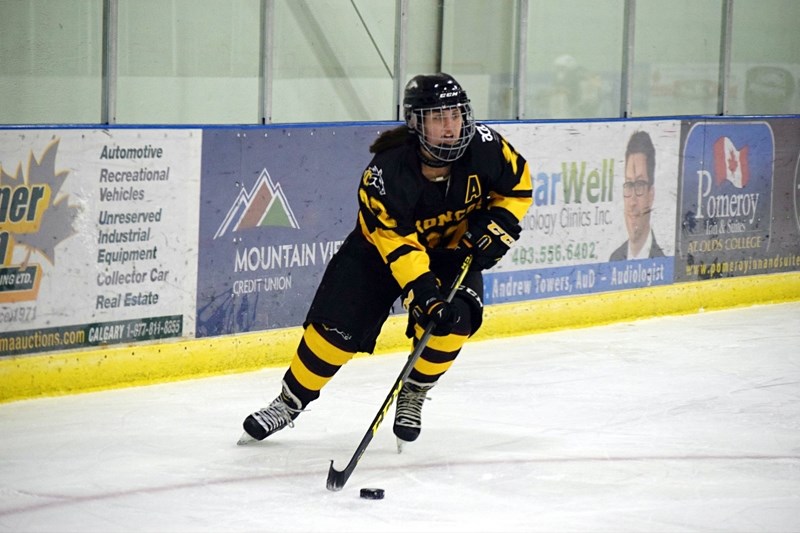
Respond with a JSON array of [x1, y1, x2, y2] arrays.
[[282, 297, 472, 408]]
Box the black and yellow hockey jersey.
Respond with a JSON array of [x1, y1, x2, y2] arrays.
[[356, 123, 532, 290]]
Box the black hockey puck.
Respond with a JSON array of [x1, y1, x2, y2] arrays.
[[359, 488, 385, 500]]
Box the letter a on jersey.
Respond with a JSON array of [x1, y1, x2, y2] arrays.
[[465, 174, 482, 203]]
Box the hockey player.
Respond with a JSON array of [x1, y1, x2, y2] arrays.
[[239, 73, 532, 447]]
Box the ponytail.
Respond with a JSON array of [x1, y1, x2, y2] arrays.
[[370, 126, 414, 154]]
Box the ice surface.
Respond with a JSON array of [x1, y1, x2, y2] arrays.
[[1, 302, 798, 532]]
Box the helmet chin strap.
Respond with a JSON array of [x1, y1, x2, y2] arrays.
[[417, 148, 451, 169]]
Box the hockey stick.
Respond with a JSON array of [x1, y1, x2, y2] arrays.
[[326, 255, 473, 491]]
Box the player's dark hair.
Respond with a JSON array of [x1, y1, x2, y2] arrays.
[[369, 125, 414, 154], [626, 131, 656, 184]]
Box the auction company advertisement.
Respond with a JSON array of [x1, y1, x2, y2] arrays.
[[0, 129, 201, 356]]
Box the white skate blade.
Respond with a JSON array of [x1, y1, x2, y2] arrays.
[[237, 431, 258, 445], [396, 437, 411, 454]]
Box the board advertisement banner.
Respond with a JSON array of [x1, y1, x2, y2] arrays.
[[0, 129, 201, 356], [195, 126, 380, 336], [675, 117, 800, 280], [487, 121, 680, 304], [3, 117, 797, 354]]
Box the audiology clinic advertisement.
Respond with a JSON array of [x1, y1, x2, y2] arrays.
[[486, 121, 680, 305]]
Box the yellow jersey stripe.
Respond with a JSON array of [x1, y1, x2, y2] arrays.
[[512, 161, 532, 192], [489, 192, 532, 222]]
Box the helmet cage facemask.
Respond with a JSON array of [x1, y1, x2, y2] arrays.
[[407, 102, 475, 163]]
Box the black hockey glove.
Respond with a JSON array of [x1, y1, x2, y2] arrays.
[[403, 272, 461, 336], [460, 211, 521, 271]]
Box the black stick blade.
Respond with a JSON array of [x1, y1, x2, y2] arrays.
[[326, 460, 348, 491]]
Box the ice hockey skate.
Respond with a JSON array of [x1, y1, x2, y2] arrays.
[[237, 382, 303, 445], [393, 379, 435, 453]]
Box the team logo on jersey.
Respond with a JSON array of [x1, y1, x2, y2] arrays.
[[214, 168, 299, 239], [0, 140, 80, 303], [362, 165, 386, 195]]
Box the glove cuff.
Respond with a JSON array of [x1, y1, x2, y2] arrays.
[[402, 272, 439, 311]]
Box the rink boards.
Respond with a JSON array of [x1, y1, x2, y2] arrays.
[[1, 117, 799, 401]]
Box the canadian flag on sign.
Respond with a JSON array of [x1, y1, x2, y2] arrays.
[[713, 136, 750, 188]]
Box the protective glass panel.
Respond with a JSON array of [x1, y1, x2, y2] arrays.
[[525, 0, 624, 120], [0, 0, 103, 124], [631, 1, 722, 117], [729, 0, 800, 115], [440, 0, 517, 120], [271, 0, 395, 123], [116, 0, 261, 124], [405, 0, 442, 84]]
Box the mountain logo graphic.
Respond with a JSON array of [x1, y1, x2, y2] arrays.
[[214, 168, 299, 239]]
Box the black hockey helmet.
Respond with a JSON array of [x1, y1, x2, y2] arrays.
[[403, 73, 475, 163]]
